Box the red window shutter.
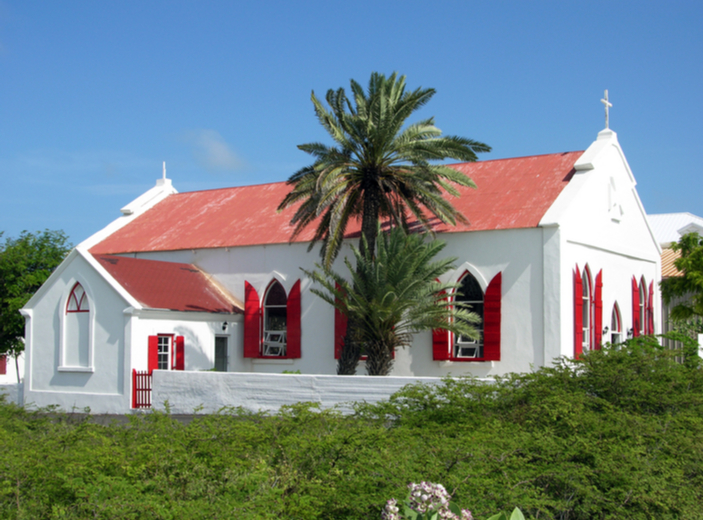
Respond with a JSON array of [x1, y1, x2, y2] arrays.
[[174, 336, 185, 370], [483, 272, 502, 361], [286, 280, 301, 358], [244, 281, 261, 358], [632, 276, 640, 337], [148, 335, 159, 373], [334, 283, 347, 360], [432, 289, 450, 360], [0, 355, 6, 375], [574, 267, 583, 357], [647, 281, 654, 335], [594, 270, 603, 350]]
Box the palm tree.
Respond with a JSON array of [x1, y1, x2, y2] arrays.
[[279, 72, 490, 267], [280, 72, 490, 374], [304, 225, 480, 375]]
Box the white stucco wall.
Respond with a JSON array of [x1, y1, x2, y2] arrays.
[[541, 130, 661, 357], [127, 311, 244, 373], [23, 253, 133, 413], [129, 226, 546, 379], [151, 370, 487, 414]]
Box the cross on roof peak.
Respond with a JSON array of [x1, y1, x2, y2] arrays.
[[601, 90, 613, 129]]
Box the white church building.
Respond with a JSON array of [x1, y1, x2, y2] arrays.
[[19, 128, 662, 413]]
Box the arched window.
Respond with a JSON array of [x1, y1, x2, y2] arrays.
[[454, 273, 484, 358], [611, 304, 622, 344], [263, 281, 288, 356], [64, 282, 90, 367], [243, 279, 302, 359], [582, 267, 591, 352]]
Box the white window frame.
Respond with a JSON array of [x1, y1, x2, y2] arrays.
[[582, 268, 591, 351], [611, 303, 622, 345], [58, 279, 95, 372]]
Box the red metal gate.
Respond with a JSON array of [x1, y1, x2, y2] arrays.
[[132, 369, 152, 409]]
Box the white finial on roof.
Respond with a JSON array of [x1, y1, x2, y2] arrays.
[[163, 161, 166, 180], [601, 90, 612, 129]]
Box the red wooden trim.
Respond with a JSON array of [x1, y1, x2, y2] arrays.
[[174, 336, 185, 370], [432, 288, 450, 360], [147, 335, 158, 374], [286, 280, 301, 358], [244, 281, 261, 358], [334, 283, 347, 359], [574, 267, 583, 357], [647, 281, 654, 335], [0, 355, 6, 375], [132, 369, 152, 409], [594, 270, 603, 350], [483, 272, 502, 361], [632, 276, 640, 337], [66, 282, 90, 313]]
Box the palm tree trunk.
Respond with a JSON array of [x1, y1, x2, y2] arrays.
[[360, 180, 381, 257], [336, 321, 361, 375], [364, 341, 394, 376]]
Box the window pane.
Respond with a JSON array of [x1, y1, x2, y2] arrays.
[[265, 282, 287, 306]]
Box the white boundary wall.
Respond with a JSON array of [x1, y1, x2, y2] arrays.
[[152, 370, 490, 414]]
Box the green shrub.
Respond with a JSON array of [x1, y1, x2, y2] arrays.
[[0, 338, 700, 519]]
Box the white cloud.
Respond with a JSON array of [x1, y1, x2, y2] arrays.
[[186, 129, 243, 173]]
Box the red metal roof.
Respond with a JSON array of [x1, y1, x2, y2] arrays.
[[95, 255, 242, 314], [90, 151, 582, 255]]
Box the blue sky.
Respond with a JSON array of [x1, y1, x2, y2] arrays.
[[1, 0, 701, 246]]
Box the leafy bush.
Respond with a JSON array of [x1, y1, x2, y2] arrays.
[[0, 337, 700, 519]]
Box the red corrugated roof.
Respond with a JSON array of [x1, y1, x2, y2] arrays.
[[95, 255, 242, 314], [90, 151, 582, 255]]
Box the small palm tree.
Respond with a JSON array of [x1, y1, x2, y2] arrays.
[[279, 72, 490, 268], [304, 226, 480, 375]]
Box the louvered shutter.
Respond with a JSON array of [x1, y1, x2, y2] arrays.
[[632, 277, 640, 337], [174, 336, 185, 370], [148, 335, 159, 373], [647, 281, 654, 335], [0, 355, 6, 375], [432, 289, 450, 360], [594, 270, 603, 349], [574, 267, 583, 357], [286, 280, 301, 358], [244, 281, 261, 358], [483, 272, 502, 361], [334, 283, 347, 359]]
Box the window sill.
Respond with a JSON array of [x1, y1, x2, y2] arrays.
[[438, 359, 494, 366], [58, 366, 94, 373], [252, 358, 295, 365]]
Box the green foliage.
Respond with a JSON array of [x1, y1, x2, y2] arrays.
[[0, 338, 701, 519], [305, 226, 479, 375], [660, 232, 703, 321], [279, 71, 490, 268], [486, 508, 525, 520], [0, 230, 71, 364]]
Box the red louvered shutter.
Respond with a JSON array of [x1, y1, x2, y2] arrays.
[[0, 355, 6, 375], [632, 277, 640, 337], [244, 281, 261, 358], [483, 272, 502, 361], [334, 283, 347, 359], [432, 289, 450, 360], [174, 336, 185, 370], [574, 267, 583, 357], [286, 280, 301, 358], [647, 281, 654, 335], [148, 335, 158, 373], [594, 270, 603, 350]]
